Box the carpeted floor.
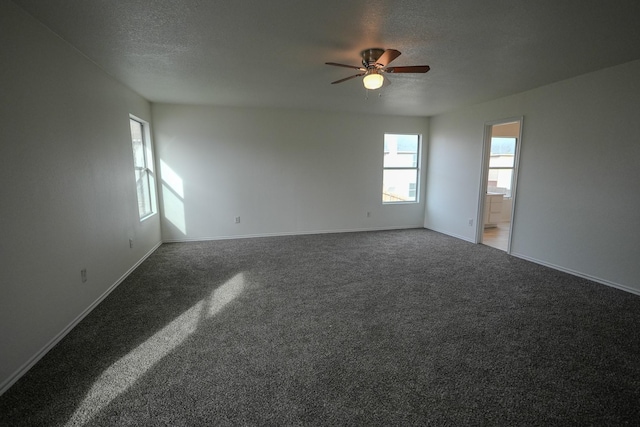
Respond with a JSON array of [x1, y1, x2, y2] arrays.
[[1, 229, 639, 426]]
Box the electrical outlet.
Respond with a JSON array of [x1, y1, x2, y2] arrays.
[[468, 218, 474, 226], [235, 216, 241, 224], [81, 268, 87, 283], [129, 239, 134, 248]]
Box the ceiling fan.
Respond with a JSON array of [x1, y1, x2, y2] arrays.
[[325, 48, 430, 90]]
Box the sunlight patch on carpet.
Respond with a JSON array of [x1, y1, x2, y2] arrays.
[[208, 272, 245, 318], [65, 273, 246, 425]]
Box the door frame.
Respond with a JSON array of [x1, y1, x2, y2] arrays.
[[475, 116, 523, 253]]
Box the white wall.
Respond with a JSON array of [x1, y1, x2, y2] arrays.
[[0, 0, 161, 393], [426, 60, 640, 293], [152, 104, 429, 241]]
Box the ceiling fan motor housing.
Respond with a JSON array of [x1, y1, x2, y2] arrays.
[[361, 48, 385, 68]]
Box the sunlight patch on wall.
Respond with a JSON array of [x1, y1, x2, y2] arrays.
[[160, 159, 186, 234], [160, 159, 184, 198], [162, 184, 187, 234]]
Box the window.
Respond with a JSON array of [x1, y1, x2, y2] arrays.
[[383, 134, 420, 203], [488, 137, 516, 197], [129, 117, 156, 220]]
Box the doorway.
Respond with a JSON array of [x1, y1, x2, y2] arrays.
[[477, 118, 522, 252]]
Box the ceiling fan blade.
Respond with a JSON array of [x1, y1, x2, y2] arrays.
[[325, 62, 366, 71], [331, 73, 365, 84], [385, 65, 431, 73], [375, 49, 401, 67]]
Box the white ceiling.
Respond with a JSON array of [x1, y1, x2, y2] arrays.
[[13, 0, 640, 117]]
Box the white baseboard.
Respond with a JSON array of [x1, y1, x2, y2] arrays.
[[162, 226, 424, 243], [0, 242, 162, 396], [423, 228, 638, 297], [510, 251, 640, 297], [423, 226, 476, 244]]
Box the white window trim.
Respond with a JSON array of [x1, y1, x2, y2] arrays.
[[488, 136, 517, 199], [382, 133, 421, 204], [130, 114, 157, 221]]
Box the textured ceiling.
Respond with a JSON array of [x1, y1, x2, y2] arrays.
[[12, 0, 640, 116]]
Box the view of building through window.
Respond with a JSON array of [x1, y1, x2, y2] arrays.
[[488, 137, 516, 197], [383, 134, 420, 203]]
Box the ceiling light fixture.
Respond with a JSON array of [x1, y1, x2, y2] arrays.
[[363, 72, 384, 90]]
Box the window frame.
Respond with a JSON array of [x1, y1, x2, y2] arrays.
[[129, 115, 157, 221], [487, 137, 517, 199], [382, 133, 421, 204]]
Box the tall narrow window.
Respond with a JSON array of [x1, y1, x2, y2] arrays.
[[488, 137, 516, 197], [383, 134, 420, 203], [130, 117, 155, 220]]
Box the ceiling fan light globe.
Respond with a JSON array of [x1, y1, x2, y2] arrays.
[[363, 73, 384, 90]]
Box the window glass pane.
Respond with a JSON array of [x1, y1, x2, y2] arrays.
[[489, 137, 515, 167], [490, 137, 516, 155], [130, 120, 145, 168], [137, 170, 152, 217], [384, 134, 419, 168], [130, 117, 154, 219], [487, 169, 513, 197], [383, 169, 418, 202]]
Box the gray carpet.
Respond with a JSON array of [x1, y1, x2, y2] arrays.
[[1, 229, 639, 426]]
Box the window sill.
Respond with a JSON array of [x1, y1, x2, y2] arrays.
[[383, 201, 419, 205], [140, 212, 157, 222]]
